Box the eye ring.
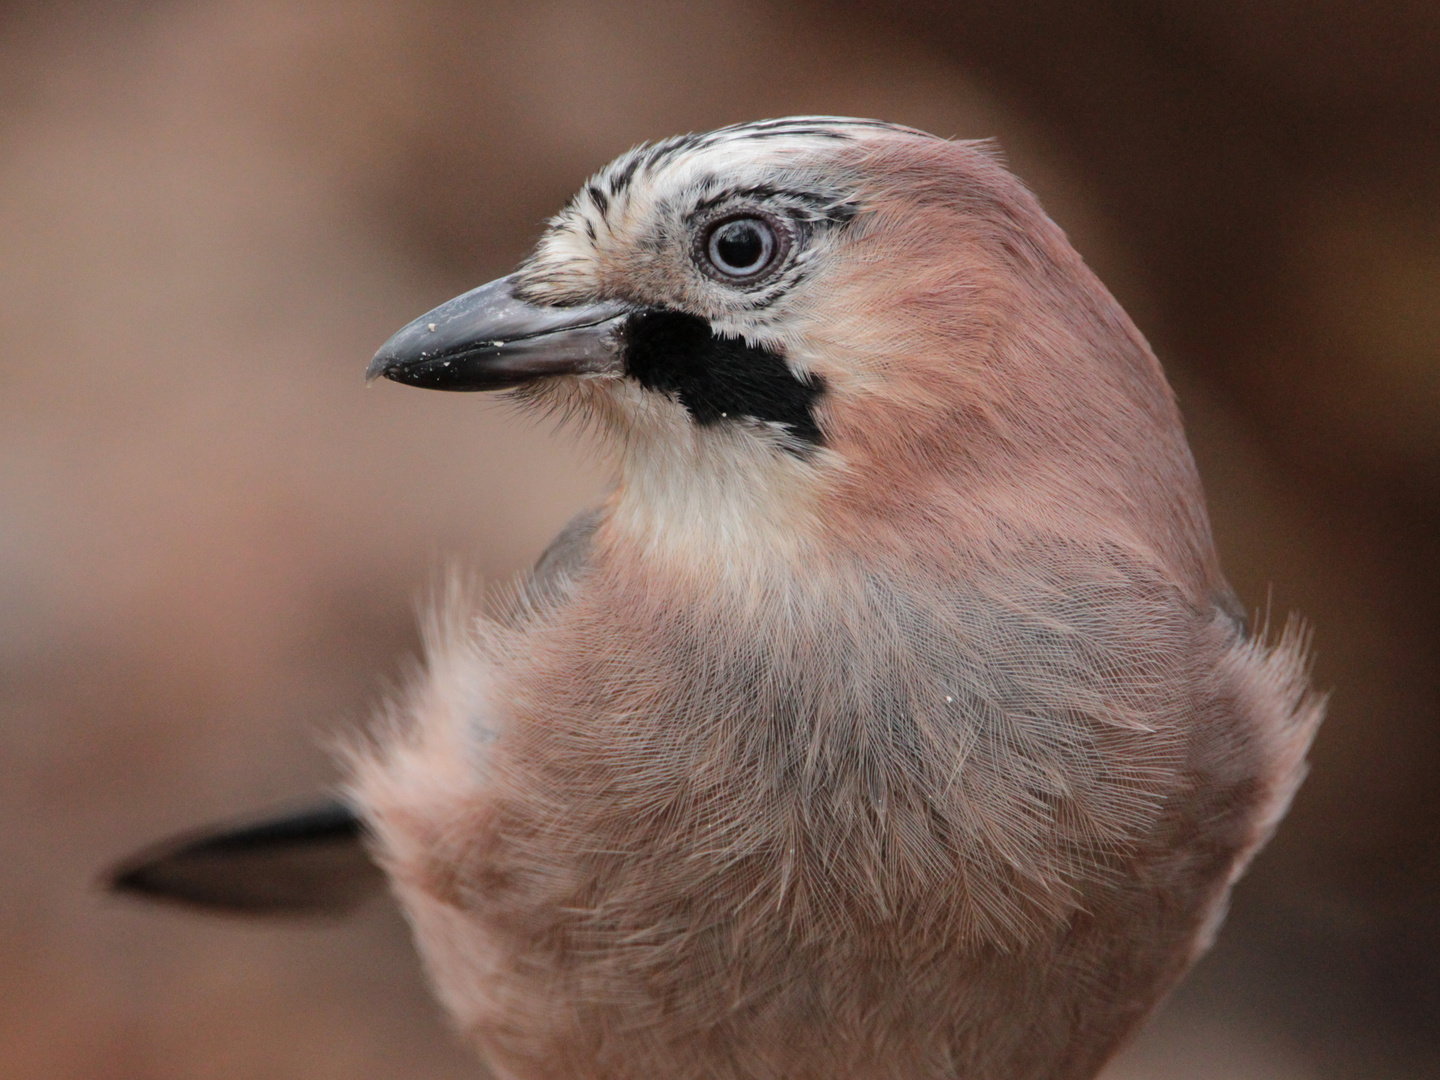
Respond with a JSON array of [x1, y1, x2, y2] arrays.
[[697, 212, 790, 284]]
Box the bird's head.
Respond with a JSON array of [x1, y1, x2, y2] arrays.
[[371, 117, 1213, 584]]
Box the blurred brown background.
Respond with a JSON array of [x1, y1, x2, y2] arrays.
[[1, 2, 1435, 1077]]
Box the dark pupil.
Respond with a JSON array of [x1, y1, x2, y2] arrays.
[[715, 221, 765, 272]]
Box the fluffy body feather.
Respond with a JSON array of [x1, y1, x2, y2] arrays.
[[352, 119, 1322, 1080]]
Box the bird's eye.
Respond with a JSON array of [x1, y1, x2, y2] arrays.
[[702, 215, 782, 281]]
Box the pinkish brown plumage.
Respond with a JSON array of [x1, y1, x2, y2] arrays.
[[353, 118, 1323, 1080]]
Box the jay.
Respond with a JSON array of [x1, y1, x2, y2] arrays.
[[112, 117, 1323, 1080]]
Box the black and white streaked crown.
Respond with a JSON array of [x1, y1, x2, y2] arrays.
[[518, 117, 938, 310], [579, 117, 934, 211]]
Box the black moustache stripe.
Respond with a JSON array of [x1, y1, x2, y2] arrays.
[[621, 310, 825, 450]]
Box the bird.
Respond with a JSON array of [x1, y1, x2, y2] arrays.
[[109, 117, 1324, 1080]]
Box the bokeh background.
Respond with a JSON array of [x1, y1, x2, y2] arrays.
[[2, 2, 1437, 1076]]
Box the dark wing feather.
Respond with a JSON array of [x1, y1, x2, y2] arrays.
[[106, 515, 605, 917], [106, 799, 384, 916], [531, 505, 602, 592]]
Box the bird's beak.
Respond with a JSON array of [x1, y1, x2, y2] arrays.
[[367, 274, 630, 391]]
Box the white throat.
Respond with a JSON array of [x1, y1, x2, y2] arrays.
[[606, 413, 834, 577]]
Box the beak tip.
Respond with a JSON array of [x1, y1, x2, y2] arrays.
[[367, 338, 410, 385], [365, 355, 392, 385]]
